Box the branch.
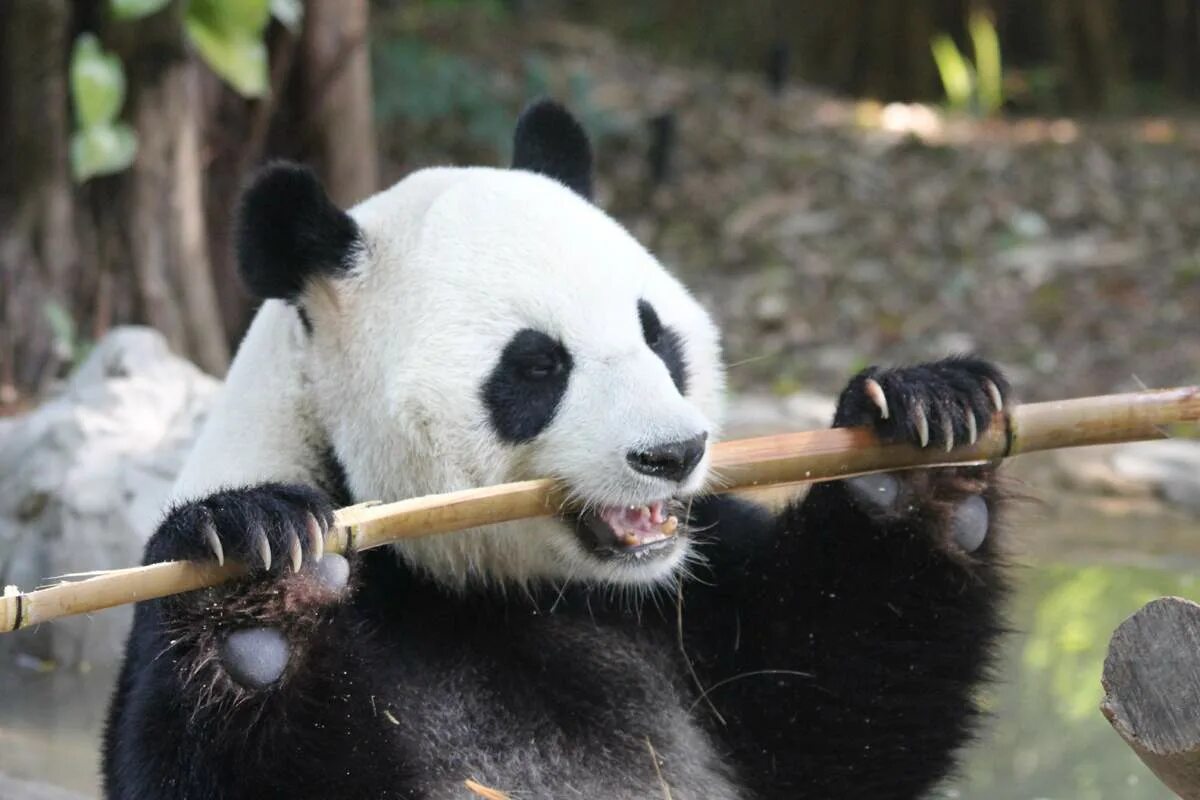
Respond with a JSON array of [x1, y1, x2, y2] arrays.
[[2, 386, 1197, 634]]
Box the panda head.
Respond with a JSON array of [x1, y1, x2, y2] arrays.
[[236, 100, 724, 591]]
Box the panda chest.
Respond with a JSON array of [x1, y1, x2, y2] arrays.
[[371, 606, 741, 800]]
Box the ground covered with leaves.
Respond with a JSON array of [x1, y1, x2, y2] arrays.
[[374, 10, 1200, 402]]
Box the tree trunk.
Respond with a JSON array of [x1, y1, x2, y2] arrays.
[[0, 0, 81, 407], [97, 2, 230, 376], [294, 0, 378, 207]]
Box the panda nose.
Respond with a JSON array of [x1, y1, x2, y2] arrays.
[[626, 433, 708, 483]]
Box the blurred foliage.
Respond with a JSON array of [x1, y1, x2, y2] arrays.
[[183, 0, 272, 97], [71, 0, 298, 184], [930, 13, 1004, 116], [945, 564, 1200, 799], [69, 34, 137, 181], [42, 302, 92, 368], [553, 0, 1200, 113], [371, 31, 620, 165]]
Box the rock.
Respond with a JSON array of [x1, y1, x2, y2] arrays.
[[0, 773, 90, 800], [1052, 440, 1200, 515], [1111, 441, 1200, 515], [0, 327, 219, 670]]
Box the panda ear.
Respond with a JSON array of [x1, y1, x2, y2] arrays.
[[235, 161, 362, 301], [511, 99, 594, 200]]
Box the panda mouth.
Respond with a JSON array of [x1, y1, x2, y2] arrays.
[[575, 500, 682, 560]]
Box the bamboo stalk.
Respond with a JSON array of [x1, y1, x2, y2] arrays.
[[2, 386, 1197, 634]]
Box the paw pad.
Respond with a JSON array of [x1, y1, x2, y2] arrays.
[[846, 473, 901, 512], [951, 495, 989, 553], [313, 553, 350, 592], [219, 626, 290, 689]]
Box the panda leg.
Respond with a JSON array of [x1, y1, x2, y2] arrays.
[[682, 357, 1010, 800]]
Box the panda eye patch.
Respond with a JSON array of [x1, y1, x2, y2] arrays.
[[638, 300, 663, 348], [482, 329, 574, 443], [638, 300, 689, 395]]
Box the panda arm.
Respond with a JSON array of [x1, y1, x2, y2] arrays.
[[678, 359, 1010, 799]]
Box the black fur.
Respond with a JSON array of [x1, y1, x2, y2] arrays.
[[104, 358, 1011, 799], [835, 355, 1009, 448], [236, 162, 362, 301], [639, 299, 689, 394], [511, 99, 594, 200], [481, 328, 574, 443]]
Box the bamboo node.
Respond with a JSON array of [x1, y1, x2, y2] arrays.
[[3, 585, 24, 633]]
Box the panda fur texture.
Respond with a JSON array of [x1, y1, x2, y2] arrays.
[[103, 100, 1010, 800]]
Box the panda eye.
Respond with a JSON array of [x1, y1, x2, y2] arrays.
[[638, 300, 663, 348], [521, 353, 564, 380]]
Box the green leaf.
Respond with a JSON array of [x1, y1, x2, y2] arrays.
[[185, 12, 268, 97], [70, 122, 138, 182], [968, 10, 1004, 115], [70, 34, 127, 128], [269, 0, 303, 31], [186, 0, 270, 37], [930, 33, 976, 113], [110, 0, 172, 20]]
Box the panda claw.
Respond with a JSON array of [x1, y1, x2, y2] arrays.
[[942, 416, 954, 452], [864, 378, 889, 420], [288, 531, 303, 573], [202, 519, 225, 567], [913, 405, 930, 448], [965, 407, 978, 445], [984, 379, 1004, 413], [306, 513, 325, 563], [252, 525, 272, 572]]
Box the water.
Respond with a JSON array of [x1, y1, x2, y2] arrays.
[[1, 563, 1196, 798]]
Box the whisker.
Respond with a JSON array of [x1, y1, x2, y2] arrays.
[[687, 669, 814, 715]]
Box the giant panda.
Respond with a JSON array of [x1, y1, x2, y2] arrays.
[[102, 100, 1010, 800]]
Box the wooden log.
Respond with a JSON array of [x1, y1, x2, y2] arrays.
[[1101, 596, 1200, 799]]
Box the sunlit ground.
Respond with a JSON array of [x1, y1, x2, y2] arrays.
[[0, 510, 1196, 798]]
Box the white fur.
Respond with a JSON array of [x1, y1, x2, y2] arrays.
[[174, 167, 726, 589]]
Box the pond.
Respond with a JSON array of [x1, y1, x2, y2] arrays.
[[0, 544, 1196, 797]]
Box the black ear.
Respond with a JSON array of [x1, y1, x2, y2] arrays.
[[235, 162, 362, 301], [511, 99, 593, 200]]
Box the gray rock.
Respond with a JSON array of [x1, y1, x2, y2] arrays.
[[1051, 440, 1200, 515], [1111, 440, 1200, 515], [0, 327, 219, 670]]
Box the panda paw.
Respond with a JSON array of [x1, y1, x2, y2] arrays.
[[833, 355, 1009, 452], [845, 473, 992, 553], [145, 483, 334, 574]]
